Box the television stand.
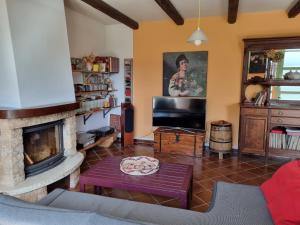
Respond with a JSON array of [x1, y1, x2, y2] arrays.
[[154, 127, 205, 157]]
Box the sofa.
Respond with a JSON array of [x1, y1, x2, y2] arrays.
[[0, 181, 274, 225]]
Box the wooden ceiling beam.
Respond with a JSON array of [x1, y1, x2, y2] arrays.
[[228, 0, 239, 24], [288, 0, 300, 18], [81, 0, 139, 29], [154, 0, 184, 25]]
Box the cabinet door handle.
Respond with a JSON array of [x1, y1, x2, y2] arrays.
[[278, 111, 284, 116], [277, 118, 283, 123]]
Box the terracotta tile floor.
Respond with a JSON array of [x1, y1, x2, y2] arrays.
[[75, 143, 287, 212]]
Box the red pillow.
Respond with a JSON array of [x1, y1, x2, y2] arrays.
[[260, 160, 300, 225]]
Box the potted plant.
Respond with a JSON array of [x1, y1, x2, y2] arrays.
[[266, 50, 284, 79]]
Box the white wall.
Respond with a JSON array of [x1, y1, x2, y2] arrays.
[[104, 24, 133, 116], [65, 7, 107, 132], [5, 0, 75, 108], [65, 7, 106, 57], [0, 0, 20, 108], [65, 7, 133, 132]]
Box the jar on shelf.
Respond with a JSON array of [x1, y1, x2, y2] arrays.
[[103, 101, 110, 108]]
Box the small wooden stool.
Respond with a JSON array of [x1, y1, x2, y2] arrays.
[[209, 120, 232, 159]]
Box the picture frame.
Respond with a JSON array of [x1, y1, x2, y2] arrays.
[[248, 51, 267, 74], [163, 51, 208, 97]]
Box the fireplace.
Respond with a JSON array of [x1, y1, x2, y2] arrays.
[[0, 103, 84, 202], [23, 120, 65, 177]]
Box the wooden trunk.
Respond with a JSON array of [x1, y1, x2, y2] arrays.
[[154, 128, 204, 157]]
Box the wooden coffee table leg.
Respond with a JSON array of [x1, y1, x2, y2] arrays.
[[180, 179, 193, 209], [188, 177, 193, 209], [80, 183, 85, 192], [188, 187, 192, 209], [179, 196, 188, 209], [190, 178, 193, 197], [95, 186, 102, 195]]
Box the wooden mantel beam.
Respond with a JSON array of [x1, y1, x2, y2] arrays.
[[154, 0, 184, 25], [288, 0, 300, 18], [228, 0, 239, 24], [81, 0, 139, 29]]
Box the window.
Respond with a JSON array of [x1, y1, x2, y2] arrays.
[[271, 49, 300, 101]]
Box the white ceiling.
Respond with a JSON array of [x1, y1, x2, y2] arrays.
[[64, 0, 296, 25]]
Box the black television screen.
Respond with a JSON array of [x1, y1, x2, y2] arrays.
[[152, 97, 206, 130]]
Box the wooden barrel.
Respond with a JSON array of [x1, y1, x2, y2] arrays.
[[209, 120, 232, 152]]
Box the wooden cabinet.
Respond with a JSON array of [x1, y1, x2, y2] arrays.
[[268, 108, 300, 158], [240, 107, 268, 155], [240, 111, 268, 155], [239, 36, 300, 160], [154, 128, 204, 157], [240, 107, 300, 158]]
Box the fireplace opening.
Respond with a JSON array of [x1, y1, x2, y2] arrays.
[[23, 120, 65, 177]]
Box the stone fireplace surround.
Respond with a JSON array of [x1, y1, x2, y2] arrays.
[[0, 103, 84, 202]]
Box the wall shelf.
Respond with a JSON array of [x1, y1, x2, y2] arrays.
[[78, 132, 117, 152], [241, 103, 300, 110], [244, 79, 300, 86], [75, 90, 118, 95], [76, 106, 120, 124], [102, 106, 118, 118], [72, 70, 116, 75], [72, 58, 119, 125]]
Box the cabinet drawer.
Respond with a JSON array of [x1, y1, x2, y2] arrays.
[[271, 117, 300, 126], [241, 108, 268, 116], [271, 109, 300, 118]]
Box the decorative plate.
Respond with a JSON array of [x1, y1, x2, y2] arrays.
[[120, 156, 159, 176], [245, 84, 264, 101]]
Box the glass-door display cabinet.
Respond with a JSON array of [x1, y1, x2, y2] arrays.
[[239, 36, 300, 159]]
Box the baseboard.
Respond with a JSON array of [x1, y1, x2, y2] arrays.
[[116, 137, 153, 146], [134, 138, 154, 146]]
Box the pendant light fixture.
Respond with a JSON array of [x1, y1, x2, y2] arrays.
[[187, 0, 208, 46]]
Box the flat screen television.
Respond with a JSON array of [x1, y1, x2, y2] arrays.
[[152, 97, 206, 130]]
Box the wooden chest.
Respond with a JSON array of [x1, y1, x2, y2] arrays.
[[154, 128, 204, 157]]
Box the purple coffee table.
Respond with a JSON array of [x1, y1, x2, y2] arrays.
[[80, 156, 193, 209]]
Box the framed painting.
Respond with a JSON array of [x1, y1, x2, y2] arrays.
[[163, 51, 208, 97], [248, 51, 267, 74]]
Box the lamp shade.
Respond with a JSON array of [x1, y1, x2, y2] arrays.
[[187, 27, 208, 46]]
